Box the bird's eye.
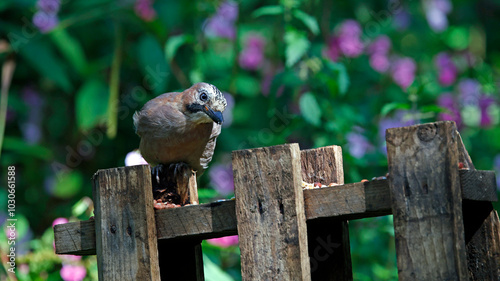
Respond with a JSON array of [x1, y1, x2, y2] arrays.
[[200, 92, 208, 101]]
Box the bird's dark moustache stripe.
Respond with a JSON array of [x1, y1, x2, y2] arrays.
[[186, 103, 204, 113]]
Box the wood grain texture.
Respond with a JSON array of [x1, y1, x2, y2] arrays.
[[93, 165, 160, 281], [301, 145, 352, 281], [233, 144, 311, 281], [386, 121, 468, 281], [155, 200, 237, 240], [54, 221, 96, 255], [54, 170, 496, 256]]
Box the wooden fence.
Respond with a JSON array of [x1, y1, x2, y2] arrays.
[[53, 121, 499, 280]]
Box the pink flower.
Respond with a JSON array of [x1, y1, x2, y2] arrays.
[[134, 0, 157, 22], [239, 34, 266, 70], [53, 217, 69, 227], [125, 150, 148, 166], [60, 264, 86, 281], [338, 36, 363, 58], [391, 57, 416, 91], [434, 52, 457, 86], [338, 19, 362, 37], [204, 1, 238, 40], [370, 53, 390, 73], [207, 235, 239, 247], [367, 35, 391, 55]]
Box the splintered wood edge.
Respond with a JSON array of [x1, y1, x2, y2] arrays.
[[54, 170, 497, 255]]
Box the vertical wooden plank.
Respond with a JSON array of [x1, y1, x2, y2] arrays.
[[157, 171, 204, 281], [386, 121, 468, 280], [233, 144, 311, 281], [93, 165, 160, 281], [456, 134, 500, 280], [301, 146, 352, 281]]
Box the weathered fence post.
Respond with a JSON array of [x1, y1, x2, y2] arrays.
[[156, 170, 204, 281], [93, 165, 160, 281], [301, 146, 352, 281], [457, 135, 500, 280], [386, 121, 468, 280], [233, 144, 311, 281]]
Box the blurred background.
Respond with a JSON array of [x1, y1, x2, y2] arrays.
[[1, 0, 499, 280]]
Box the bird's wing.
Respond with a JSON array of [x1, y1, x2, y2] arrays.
[[199, 122, 222, 173], [133, 92, 182, 137]]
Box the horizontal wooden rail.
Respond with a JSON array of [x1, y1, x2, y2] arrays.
[[54, 170, 497, 256]]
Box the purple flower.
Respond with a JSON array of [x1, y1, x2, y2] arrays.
[[368, 36, 391, 55], [434, 52, 457, 86], [204, 1, 238, 40], [239, 46, 264, 70], [239, 34, 265, 70], [209, 163, 234, 196], [217, 1, 238, 22], [338, 19, 362, 37], [125, 150, 148, 166], [33, 10, 58, 33], [338, 36, 364, 58], [324, 37, 340, 62], [479, 96, 495, 127], [424, 0, 452, 32], [494, 155, 500, 191], [21, 122, 42, 144], [36, 0, 60, 13], [346, 131, 373, 159], [134, 0, 157, 22], [370, 53, 390, 73], [207, 235, 238, 247], [437, 93, 462, 127], [391, 57, 416, 91], [458, 78, 481, 106], [60, 264, 86, 281], [222, 93, 234, 127], [393, 9, 411, 31]]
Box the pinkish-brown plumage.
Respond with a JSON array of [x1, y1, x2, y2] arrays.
[[133, 83, 227, 174]]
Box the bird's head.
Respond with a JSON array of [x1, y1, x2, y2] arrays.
[[184, 82, 227, 125]]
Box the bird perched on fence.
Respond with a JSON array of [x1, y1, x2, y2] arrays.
[[133, 83, 227, 205]]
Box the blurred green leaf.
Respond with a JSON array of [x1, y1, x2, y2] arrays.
[[292, 10, 319, 35], [203, 254, 234, 281], [51, 29, 87, 75], [72, 197, 92, 217], [76, 79, 109, 131], [137, 34, 170, 95], [325, 61, 350, 95], [445, 26, 469, 50], [381, 102, 410, 116], [299, 92, 321, 126], [235, 74, 260, 97], [53, 171, 83, 199], [165, 34, 193, 61], [18, 40, 72, 92], [284, 30, 310, 67], [2, 137, 52, 160], [252, 5, 284, 18]]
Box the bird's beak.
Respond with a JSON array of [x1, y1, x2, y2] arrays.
[[203, 105, 224, 125]]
